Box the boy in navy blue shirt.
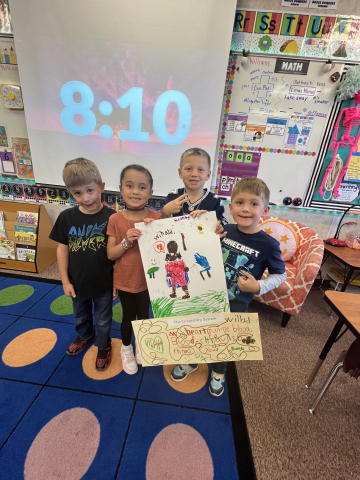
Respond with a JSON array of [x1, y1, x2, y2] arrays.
[[162, 147, 227, 226], [171, 177, 286, 396]]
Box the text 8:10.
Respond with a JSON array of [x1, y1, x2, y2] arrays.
[[60, 81, 192, 146]]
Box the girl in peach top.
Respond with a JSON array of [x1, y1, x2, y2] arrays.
[[107, 165, 161, 375]]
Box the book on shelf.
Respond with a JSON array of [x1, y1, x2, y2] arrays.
[[15, 211, 38, 225], [14, 232, 37, 245], [0, 240, 15, 259], [14, 224, 37, 235], [16, 245, 36, 262]]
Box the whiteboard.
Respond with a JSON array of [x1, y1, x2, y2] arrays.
[[215, 56, 344, 204]]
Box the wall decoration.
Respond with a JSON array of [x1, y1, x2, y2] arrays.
[[11, 138, 34, 179], [250, 12, 282, 54], [0, 36, 16, 64], [226, 113, 247, 132], [0, 0, 12, 35], [0, 149, 15, 174], [331, 182, 360, 203], [283, 115, 314, 150], [0, 125, 8, 147], [136, 212, 229, 319], [231, 10, 360, 61], [132, 312, 263, 366], [218, 150, 261, 197]]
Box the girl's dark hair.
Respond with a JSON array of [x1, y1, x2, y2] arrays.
[[120, 164, 153, 189]]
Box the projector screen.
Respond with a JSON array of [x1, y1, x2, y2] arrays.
[[10, 0, 236, 196]]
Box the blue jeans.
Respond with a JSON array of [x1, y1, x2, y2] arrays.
[[72, 290, 113, 349]]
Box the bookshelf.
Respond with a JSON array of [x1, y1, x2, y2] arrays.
[[0, 201, 57, 273]]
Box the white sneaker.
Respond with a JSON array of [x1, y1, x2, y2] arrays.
[[135, 342, 142, 365], [121, 344, 138, 375]]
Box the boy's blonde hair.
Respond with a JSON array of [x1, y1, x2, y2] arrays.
[[231, 177, 270, 207], [63, 158, 102, 189], [180, 148, 211, 169]]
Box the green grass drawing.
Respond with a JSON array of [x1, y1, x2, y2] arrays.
[[151, 290, 229, 318]]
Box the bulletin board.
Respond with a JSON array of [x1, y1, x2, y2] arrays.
[[215, 55, 344, 204], [306, 89, 360, 208]]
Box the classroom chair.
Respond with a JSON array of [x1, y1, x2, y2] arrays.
[[254, 216, 324, 328], [309, 338, 360, 414]]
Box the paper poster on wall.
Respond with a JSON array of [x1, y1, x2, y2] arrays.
[[0, 125, 8, 147], [331, 182, 360, 203], [283, 115, 314, 150], [226, 113, 247, 132], [231, 10, 255, 52], [328, 17, 360, 59], [276, 13, 309, 55], [0, 150, 15, 174], [344, 154, 360, 182], [136, 212, 229, 319], [302, 15, 335, 58], [132, 312, 263, 366], [309, 0, 339, 10], [265, 117, 287, 135], [0, 0, 12, 35], [250, 12, 282, 54], [218, 150, 261, 197], [0, 36, 16, 64], [281, 0, 309, 7], [244, 124, 265, 142]]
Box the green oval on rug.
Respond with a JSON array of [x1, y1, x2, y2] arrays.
[[0, 285, 34, 306], [50, 295, 73, 315], [113, 303, 123, 323]]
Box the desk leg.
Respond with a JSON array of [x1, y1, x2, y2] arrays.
[[340, 267, 354, 292], [305, 318, 344, 389]]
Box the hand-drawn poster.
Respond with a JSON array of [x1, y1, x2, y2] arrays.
[[132, 312, 263, 366], [136, 212, 229, 318], [283, 115, 314, 150]]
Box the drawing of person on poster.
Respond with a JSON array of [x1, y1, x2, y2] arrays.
[[165, 240, 190, 299]]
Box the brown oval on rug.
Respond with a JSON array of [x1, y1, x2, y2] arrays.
[[24, 407, 100, 480], [146, 423, 214, 480]]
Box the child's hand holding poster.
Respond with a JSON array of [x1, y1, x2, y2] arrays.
[[135, 212, 230, 318], [132, 312, 263, 366]]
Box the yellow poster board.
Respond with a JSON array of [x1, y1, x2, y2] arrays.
[[132, 312, 263, 367], [345, 154, 360, 182]]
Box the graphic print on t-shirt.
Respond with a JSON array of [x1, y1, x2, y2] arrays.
[[68, 221, 108, 252], [221, 237, 259, 300]]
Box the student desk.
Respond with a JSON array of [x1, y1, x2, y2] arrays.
[[323, 244, 360, 292], [306, 290, 360, 388]]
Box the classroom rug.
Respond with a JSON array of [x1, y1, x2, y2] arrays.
[[0, 274, 256, 480]]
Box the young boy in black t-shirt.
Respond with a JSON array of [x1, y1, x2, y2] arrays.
[[50, 158, 116, 371]]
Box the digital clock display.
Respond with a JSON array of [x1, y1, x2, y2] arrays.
[[60, 81, 191, 146]]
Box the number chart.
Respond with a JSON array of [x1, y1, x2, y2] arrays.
[[218, 150, 261, 196]]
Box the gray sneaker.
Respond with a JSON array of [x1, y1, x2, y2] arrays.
[[171, 364, 198, 382], [209, 371, 225, 396]]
